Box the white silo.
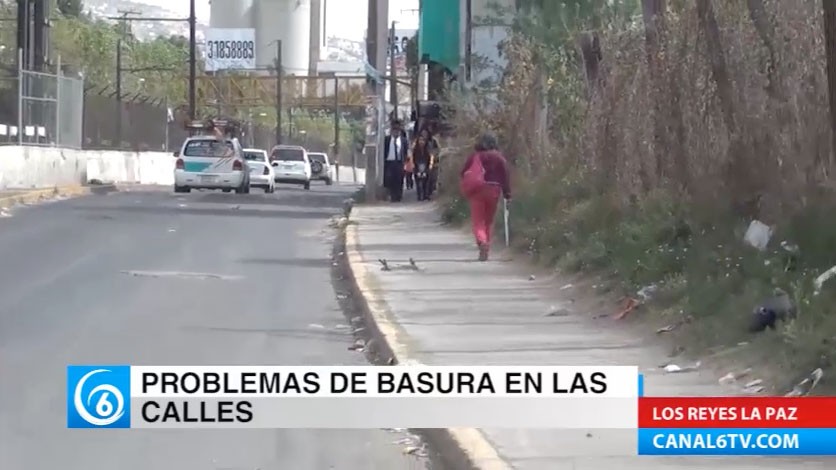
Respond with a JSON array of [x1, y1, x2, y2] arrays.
[[253, 0, 311, 75], [209, 0, 254, 28]]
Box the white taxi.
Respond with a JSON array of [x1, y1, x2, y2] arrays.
[[269, 145, 312, 190], [173, 136, 251, 193], [243, 148, 275, 193]]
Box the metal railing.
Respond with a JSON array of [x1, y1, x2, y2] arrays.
[[17, 52, 84, 149]]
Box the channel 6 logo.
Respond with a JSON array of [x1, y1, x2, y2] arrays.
[[67, 365, 131, 428]]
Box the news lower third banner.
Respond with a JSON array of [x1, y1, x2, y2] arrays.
[[66, 365, 836, 456], [638, 397, 836, 455], [67, 365, 639, 429]]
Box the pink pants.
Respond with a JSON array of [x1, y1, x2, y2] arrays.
[[468, 185, 501, 247]]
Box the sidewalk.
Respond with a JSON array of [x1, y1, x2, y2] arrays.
[[346, 203, 832, 470]]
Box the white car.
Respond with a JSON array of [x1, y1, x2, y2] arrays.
[[243, 148, 275, 193], [307, 152, 334, 185], [269, 145, 312, 190], [173, 136, 250, 194]]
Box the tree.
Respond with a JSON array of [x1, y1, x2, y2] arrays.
[[57, 0, 84, 18]]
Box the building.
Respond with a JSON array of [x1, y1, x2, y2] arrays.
[[209, 0, 325, 75], [418, 0, 514, 96]]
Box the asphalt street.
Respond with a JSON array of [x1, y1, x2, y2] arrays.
[[0, 183, 428, 470]]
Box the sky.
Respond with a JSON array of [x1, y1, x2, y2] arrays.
[[139, 0, 419, 41]]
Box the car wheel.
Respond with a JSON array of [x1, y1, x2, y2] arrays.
[[265, 185, 274, 193], [303, 181, 311, 190], [174, 185, 190, 193], [325, 178, 333, 186], [222, 189, 231, 193]]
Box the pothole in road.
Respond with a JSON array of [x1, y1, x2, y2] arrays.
[[120, 270, 243, 281]]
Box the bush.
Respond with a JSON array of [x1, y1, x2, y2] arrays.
[[436, 0, 836, 392]]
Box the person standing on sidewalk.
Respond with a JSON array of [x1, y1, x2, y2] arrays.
[[459, 133, 511, 261], [383, 120, 408, 202]]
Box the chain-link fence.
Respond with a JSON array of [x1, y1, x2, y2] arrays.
[[18, 60, 84, 148]]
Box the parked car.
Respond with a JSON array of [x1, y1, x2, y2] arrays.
[[243, 148, 275, 193], [307, 152, 333, 185], [269, 145, 312, 190]]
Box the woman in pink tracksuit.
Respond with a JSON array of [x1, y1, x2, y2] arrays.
[[460, 133, 511, 261]]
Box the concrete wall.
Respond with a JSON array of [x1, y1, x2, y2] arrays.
[[0, 146, 366, 190]]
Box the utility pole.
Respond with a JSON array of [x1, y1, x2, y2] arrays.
[[275, 40, 283, 145], [188, 0, 196, 120], [333, 76, 339, 179], [115, 10, 139, 150], [389, 20, 398, 118]]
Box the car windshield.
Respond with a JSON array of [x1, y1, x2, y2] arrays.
[[272, 147, 304, 161], [183, 139, 234, 157], [309, 154, 327, 164], [244, 151, 266, 162]]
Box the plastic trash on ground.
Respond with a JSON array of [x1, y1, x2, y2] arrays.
[[743, 220, 772, 251]]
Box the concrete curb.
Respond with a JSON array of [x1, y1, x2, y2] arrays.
[[0, 185, 96, 209], [344, 222, 513, 470]]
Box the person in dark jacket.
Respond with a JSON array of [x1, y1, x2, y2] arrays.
[[383, 120, 408, 202], [419, 128, 441, 198], [460, 132, 511, 261], [411, 133, 434, 201]]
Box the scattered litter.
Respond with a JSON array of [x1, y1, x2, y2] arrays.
[[379, 259, 390, 271], [560, 284, 573, 290], [0, 208, 11, 217], [637, 284, 659, 303], [528, 274, 536, 281], [662, 361, 701, 374], [742, 379, 765, 394], [613, 297, 640, 320], [749, 288, 796, 332], [785, 368, 824, 397], [394, 437, 414, 445], [348, 339, 365, 351], [409, 257, 417, 269], [814, 266, 836, 295], [743, 220, 772, 251], [349, 316, 363, 326], [383, 428, 407, 433], [308, 323, 325, 329], [334, 324, 350, 330], [336, 293, 349, 300], [231, 205, 240, 210], [178, 203, 187, 208], [352, 327, 366, 334], [586, 432, 593, 438], [167, 228, 176, 232], [545, 305, 570, 317], [386, 357, 395, 365], [403, 445, 427, 457], [780, 240, 800, 254], [656, 315, 693, 334], [656, 324, 678, 334], [719, 368, 752, 385]]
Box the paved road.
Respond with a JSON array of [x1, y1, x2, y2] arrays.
[[0, 184, 427, 470]]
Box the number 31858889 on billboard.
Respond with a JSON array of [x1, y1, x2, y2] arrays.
[[204, 28, 256, 72]]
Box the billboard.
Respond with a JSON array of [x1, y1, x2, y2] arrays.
[[204, 28, 256, 72]]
